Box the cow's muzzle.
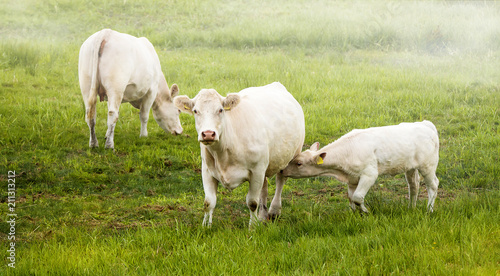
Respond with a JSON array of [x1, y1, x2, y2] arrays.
[[171, 129, 183, 136], [200, 130, 217, 144]]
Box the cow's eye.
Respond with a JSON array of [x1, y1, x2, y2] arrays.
[[297, 162, 302, 167], [193, 109, 198, 114], [219, 108, 223, 114]]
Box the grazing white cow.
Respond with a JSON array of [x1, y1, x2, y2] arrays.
[[174, 82, 305, 227], [282, 120, 440, 212], [79, 29, 183, 149]]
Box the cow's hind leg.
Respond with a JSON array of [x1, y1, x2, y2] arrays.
[[268, 172, 286, 221], [84, 103, 98, 148], [258, 177, 269, 221], [105, 91, 123, 149], [247, 170, 266, 228], [88, 116, 98, 148], [405, 169, 420, 209], [82, 82, 98, 148]]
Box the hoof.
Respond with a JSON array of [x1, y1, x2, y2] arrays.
[[268, 213, 281, 222], [89, 140, 99, 148], [104, 141, 114, 149]]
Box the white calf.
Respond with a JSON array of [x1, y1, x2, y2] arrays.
[[282, 120, 440, 212]]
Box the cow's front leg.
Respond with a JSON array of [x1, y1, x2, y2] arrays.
[[268, 172, 286, 221], [247, 170, 266, 228], [202, 162, 218, 227], [139, 111, 149, 137], [139, 90, 156, 137]]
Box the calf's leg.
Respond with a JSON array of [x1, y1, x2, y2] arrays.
[[421, 168, 439, 212], [405, 169, 420, 208], [351, 172, 378, 213], [347, 182, 358, 212]]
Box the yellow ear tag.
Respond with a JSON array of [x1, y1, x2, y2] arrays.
[[317, 156, 324, 165], [184, 104, 190, 110], [224, 106, 231, 110]]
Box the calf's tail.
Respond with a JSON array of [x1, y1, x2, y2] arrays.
[[422, 120, 438, 135]]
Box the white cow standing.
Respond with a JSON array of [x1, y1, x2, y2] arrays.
[[79, 29, 183, 149], [174, 82, 305, 227], [282, 120, 440, 212]]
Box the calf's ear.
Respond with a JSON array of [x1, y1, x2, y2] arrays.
[[316, 152, 327, 165], [170, 84, 179, 98], [174, 95, 194, 115], [222, 93, 240, 111], [310, 142, 320, 151]]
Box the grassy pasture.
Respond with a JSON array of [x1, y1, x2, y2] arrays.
[[1, 0, 499, 274]]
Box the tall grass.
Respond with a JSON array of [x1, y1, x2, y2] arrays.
[[1, 0, 499, 275], [8, 189, 500, 275]]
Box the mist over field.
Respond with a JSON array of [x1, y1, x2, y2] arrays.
[[2, 0, 499, 88], [2, 0, 500, 53]]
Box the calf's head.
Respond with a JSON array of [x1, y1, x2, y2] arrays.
[[282, 142, 327, 178], [174, 89, 240, 145], [152, 84, 183, 135]]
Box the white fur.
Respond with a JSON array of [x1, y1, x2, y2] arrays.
[[283, 120, 440, 212], [175, 82, 305, 227], [79, 29, 182, 149]]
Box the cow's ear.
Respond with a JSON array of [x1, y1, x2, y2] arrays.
[[170, 84, 179, 98], [316, 152, 327, 165], [310, 142, 320, 151], [222, 93, 240, 111], [174, 95, 194, 115]]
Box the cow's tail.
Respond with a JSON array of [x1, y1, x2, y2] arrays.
[[87, 29, 111, 120]]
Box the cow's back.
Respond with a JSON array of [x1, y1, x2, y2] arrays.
[[80, 29, 161, 103], [227, 82, 305, 175], [99, 31, 160, 96]]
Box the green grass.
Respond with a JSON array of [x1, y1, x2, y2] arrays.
[[1, 0, 500, 275]]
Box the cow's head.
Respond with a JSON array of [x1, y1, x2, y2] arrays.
[[174, 89, 240, 145], [282, 142, 327, 178], [152, 84, 183, 135]]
